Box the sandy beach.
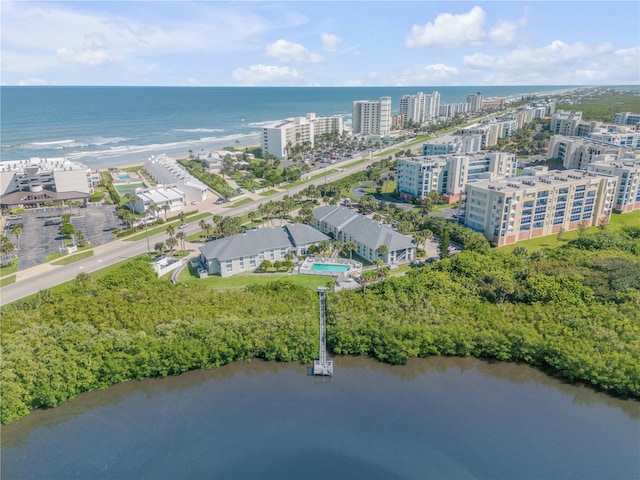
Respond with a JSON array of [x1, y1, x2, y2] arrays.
[[96, 142, 261, 172]]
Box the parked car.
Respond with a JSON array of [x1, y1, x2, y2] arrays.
[[44, 219, 62, 226], [178, 223, 187, 229]]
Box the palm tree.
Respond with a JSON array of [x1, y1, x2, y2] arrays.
[[199, 219, 209, 242], [176, 231, 186, 252], [376, 244, 389, 261], [166, 225, 175, 239], [154, 241, 165, 254], [165, 236, 178, 254], [0, 235, 15, 264], [373, 258, 383, 270], [162, 204, 170, 220], [148, 204, 160, 219], [346, 240, 357, 260], [10, 224, 22, 250]]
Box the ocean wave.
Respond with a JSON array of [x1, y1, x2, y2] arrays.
[[91, 136, 130, 146], [172, 128, 225, 133], [28, 139, 89, 149], [65, 132, 261, 163], [30, 139, 79, 147]]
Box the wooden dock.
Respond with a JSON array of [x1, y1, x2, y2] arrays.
[[313, 287, 333, 376]]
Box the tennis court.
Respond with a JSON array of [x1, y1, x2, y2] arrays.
[[113, 182, 146, 196]]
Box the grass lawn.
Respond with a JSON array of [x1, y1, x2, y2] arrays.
[[364, 180, 396, 195], [499, 210, 640, 253], [226, 198, 254, 208], [0, 275, 16, 287], [50, 250, 94, 265], [123, 213, 211, 241], [178, 269, 333, 290], [0, 260, 18, 277], [259, 190, 279, 197]]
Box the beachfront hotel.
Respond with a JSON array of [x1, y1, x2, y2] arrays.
[[459, 169, 617, 246], [396, 152, 517, 203], [351, 97, 392, 136], [0, 157, 93, 208], [312, 205, 415, 265], [261, 113, 343, 160]]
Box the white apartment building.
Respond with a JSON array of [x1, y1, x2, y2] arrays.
[[547, 135, 627, 169], [588, 126, 640, 149], [550, 111, 584, 135], [261, 113, 343, 159], [0, 157, 93, 208], [132, 185, 186, 214], [612, 112, 640, 126], [459, 170, 617, 246], [439, 102, 469, 118], [396, 152, 517, 203], [460, 123, 501, 148], [587, 153, 640, 213], [144, 154, 208, 204], [352, 97, 391, 136]]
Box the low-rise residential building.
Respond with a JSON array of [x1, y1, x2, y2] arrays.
[[459, 169, 617, 246], [0, 157, 93, 208], [198, 224, 329, 277], [587, 126, 640, 149], [132, 185, 185, 214], [587, 153, 640, 213], [312, 206, 415, 264], [144, 154, 208, 203], [396, 152, 517, 203]]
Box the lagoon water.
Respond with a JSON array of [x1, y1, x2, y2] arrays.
[[1, 85, 575, 168], [2, 356, 639, 479]]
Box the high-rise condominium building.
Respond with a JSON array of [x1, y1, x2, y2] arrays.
[[547, 135, 627, 170], [352, 97, 391, 136], [261, 113, 343, 159], [396, 152, 517, 203], [467, 92, 483, 113], [587, 153, 640, 213]]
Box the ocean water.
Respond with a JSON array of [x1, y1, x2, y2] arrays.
[[1, 85, 575, 169]]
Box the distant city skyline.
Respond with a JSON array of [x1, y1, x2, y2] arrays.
[[2, 1, 639, 87]]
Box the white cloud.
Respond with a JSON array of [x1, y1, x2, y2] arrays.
[[406, 6, 487, 48], [462, 40, 640, 85], [489, 20, 518, 46], [232, 64, 304, 86], [265, 39, 322, 64], [57, 47, 114, 66], [321, 33, 342, 52], [18, 78, 50, 86]]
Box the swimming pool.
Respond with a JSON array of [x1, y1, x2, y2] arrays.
[[118, 174, 131, 180], [310, 263, 350, 273]]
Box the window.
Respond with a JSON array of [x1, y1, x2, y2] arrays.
[[249, 256, 257, 268], [225, 260, 233, 272], [239, 257, 245, 269]]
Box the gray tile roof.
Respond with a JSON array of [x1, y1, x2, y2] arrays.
[[199, 226, 291, 261], [313, 205, 414, 251], [285, 223, 330, 246]]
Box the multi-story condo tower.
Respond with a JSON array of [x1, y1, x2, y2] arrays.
[[396, 152, 517, 203], [459, 169, 617, 246], [352, 97, 391, 136], [467, 92, 483, 113], [612, 112, 640, 126], [261, 113, 343, 159], [547, 135, 627, 169], [588, 153, 640, 213]]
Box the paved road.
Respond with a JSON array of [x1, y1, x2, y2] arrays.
[[0, 154, 383, 305]]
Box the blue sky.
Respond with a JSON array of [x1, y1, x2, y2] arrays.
[[2, 1, 639, 86]]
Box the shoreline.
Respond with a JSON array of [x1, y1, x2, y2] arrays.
[[95, 141, 261, 172]]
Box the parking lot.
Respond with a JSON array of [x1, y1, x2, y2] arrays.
[[5, 205, 120, 270]]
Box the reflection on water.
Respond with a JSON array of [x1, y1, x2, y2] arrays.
[[2, 356, 639, 480]]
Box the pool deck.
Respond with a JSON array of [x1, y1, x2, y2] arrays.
[[299, 257, 362, 277]]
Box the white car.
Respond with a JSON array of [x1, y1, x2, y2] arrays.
[[178, 223, 187, 229]]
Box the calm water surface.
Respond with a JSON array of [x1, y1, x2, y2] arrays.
[[2, 356, 639, 480]]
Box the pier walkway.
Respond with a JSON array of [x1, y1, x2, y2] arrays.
[[313, 287, 333, 376]]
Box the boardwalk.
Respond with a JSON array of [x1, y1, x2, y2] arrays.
[[313, 287, 333, 376]]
